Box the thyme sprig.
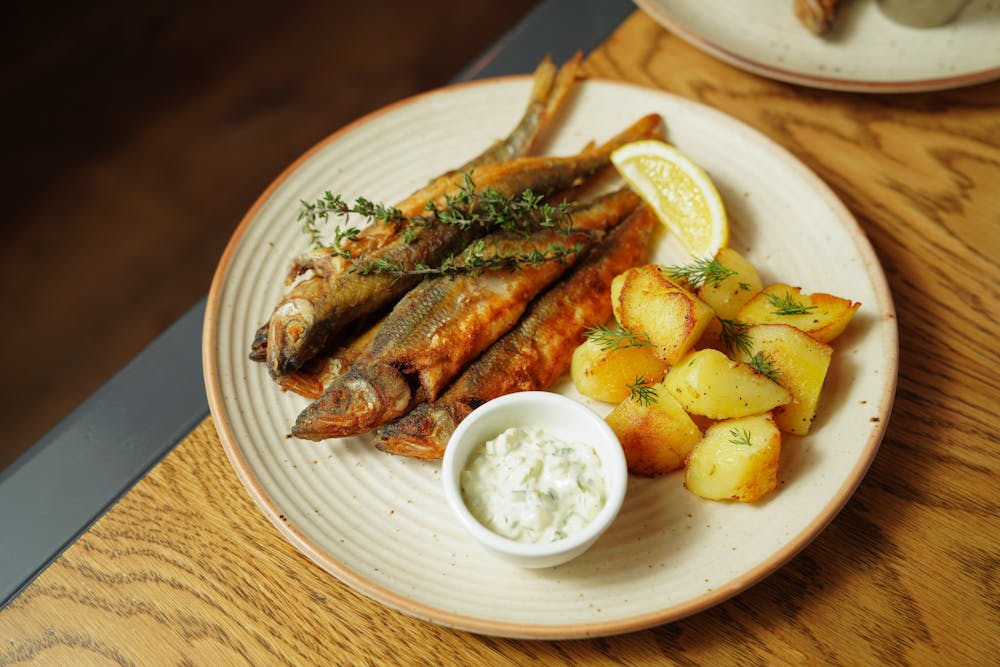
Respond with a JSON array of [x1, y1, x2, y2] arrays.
[[664, 257, 740, 289], [299, 193, 403, 249], [746, 351, 781, 383], [627, 376, 658, 406], [584, 324, 654, 351], [299, 173, 571, 250], [729, 428, 754, 447], [297, 173, 575, 278], [422, 175, 572, 239], [766, 291, 817, 316], [352, 240, 586, 279]]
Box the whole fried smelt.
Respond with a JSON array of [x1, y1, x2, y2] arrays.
[[266, 114, 665, 379], [290, 190, 642, 440], [374, 206, 656, 460], [250, 54, 580, 362]]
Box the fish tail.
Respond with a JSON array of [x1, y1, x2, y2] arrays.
[[374, 403, 459, 460], [464, 55, 557, 167], [277, 368, 326, 400], [524, 52, 582, 155]]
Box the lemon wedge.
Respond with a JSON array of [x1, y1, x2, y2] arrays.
[[612, 140, 728, 259]]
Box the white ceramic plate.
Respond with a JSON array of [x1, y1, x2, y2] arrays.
[[634, 0, 1000, 92], [204, 77, 898, 638]]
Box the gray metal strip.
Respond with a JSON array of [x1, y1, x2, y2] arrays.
[[0, 0, 635, 610], [0, 298, 209, 607], [455, 0, 633, 81]]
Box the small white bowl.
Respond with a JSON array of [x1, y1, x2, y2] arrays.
[[441, 391, 627, 569]]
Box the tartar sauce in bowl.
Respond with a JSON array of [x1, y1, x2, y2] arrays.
[[442, 391, 627, 569], [461, 426, 607, 544]]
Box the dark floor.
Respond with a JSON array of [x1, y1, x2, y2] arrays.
[[0, 0, 538, 469]]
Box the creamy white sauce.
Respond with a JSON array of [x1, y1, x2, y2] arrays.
[[460, 426, 607, 543]]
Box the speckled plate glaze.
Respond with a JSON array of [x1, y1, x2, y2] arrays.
[[634, 0, 1000, 92], [204, 77, 898, 638]]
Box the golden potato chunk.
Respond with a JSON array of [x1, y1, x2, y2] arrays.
[[662, 348, 791, 419], [684, 413, 782, 502], [735, 324, 833, 435], [605, 386, 702, 476], [694, 248, 763, 320], [611, 265, 715, 364], [737, 283, 860, 343], [571, 334, 669, 403]]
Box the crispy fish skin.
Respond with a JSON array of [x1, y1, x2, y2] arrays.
[[266, 114, 665, 379], [374, 205, 657, 460], [250, 54, 579, 364], [290, 189, 642, 441]]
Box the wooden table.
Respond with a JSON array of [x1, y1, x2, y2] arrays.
[[3, 10, 997, 665]]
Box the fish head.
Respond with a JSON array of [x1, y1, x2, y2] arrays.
[[291, 364, 412, 440], [267, 297, 320, 378]]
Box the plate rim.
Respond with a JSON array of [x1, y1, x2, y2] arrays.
[[203, 75, 899, 638], [633, 0, 1000, 93]]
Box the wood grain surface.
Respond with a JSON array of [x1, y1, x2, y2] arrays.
[[2, 10, 998, 665]]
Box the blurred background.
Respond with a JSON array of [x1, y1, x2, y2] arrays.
[[0, 0, 538, 469]]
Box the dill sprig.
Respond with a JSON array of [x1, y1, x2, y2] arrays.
[[766, 291, 817, 316], [664, 257, 739, 289], [584, 324, 654, 351], [627, 376, 658, 406], [729, 428, 754, 447], [717, 318, 752, 357], [746, 351, 781, 383]]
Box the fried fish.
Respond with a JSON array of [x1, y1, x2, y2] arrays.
[[373, 205, 656, 459], [290, 189, 643, 440]]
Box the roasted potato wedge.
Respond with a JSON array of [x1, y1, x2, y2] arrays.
[[611, 265, 715, 364], [605, 386, 702, 476], [684, 413, 782, 502], [735, 324, 833, 435], [662, 348, 791, 419], [571, 334, 668, 403], [737, 283, 860, 343], [694, 247, 763, 320]]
